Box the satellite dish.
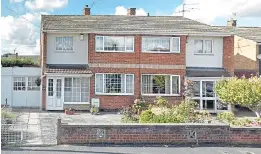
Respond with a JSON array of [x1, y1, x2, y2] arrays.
[[257, 54, 261, 60]]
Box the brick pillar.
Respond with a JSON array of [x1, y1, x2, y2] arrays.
[[135, 35, 141, 99], [223, 36, 234, 76], [41, 32, 47, 110], [89, 33, 95, 103]]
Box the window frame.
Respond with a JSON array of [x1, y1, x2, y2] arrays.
[[13, 77, 26, 91], [55, 36, 74, 52], [141, 37, 180, 53], [95, 36, 135, 53], [27, 76, 40, 91], [141, 74, 180, 96], [63, 77, 90, 104], [95, 73, 134, 95], [194, 39, 213, 55]]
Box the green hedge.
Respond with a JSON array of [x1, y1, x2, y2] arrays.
[[1, 57, 37, 67]]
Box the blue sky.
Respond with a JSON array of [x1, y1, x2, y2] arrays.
[[1, 0, 261, 55]]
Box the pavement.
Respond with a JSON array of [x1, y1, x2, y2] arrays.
[[2, 145, 261, 154]]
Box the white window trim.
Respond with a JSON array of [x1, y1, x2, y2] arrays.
[[27, 76, 41, 91], [194, 39, 214, 55], [95, 73, 134, 95], [141, 37, 180, 53], [63, 77, 90, 104], [13, 76, 40, 92], [95, 36, 135, 53], [141, 74, 181, 96], [55, 36, 74, 52]]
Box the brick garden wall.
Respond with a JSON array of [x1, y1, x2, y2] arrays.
[[57, 122, 261, 145]]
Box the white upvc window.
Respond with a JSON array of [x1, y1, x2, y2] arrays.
[[95, 36, 134, 52], [95, 73, 134, 95], [141, 74, 180, 95], [64, 77, 90, 103], [55, 36, 73, 51], [142, 37, 180, 53], [194, 39, 213, 54], [13, 77, 26, 91], [27, 77, 40, 91]]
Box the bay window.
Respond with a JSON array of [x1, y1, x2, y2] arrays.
[[95, 73, 134, 95], [55, 36, 73, 51], [64, 77, 89, 103], [142, 37, 180, 53], [95, 36, 134, 52], [194, 39, 213, 54], [141, 75, 180, 95]]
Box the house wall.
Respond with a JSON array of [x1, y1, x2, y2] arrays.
[[186, 36, 223, 68], [233, 35, 259, 77], [46, 33, 88, 64], [88, 34, 186, 109], [1, 67, 41, 107]]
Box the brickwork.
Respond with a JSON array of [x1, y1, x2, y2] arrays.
[[223, 36, 234, 76], [57, 123, 261, 145]]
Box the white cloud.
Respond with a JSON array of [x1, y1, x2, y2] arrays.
[[172, 0, 261, 24], [115, 6, 147, 16], [25, 0, 68, 11], [0, 12, 46, 55], [10, 0, 24, 3]]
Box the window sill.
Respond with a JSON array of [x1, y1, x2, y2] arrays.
[[194, 53, 214, 56], [142, 94, 181, 97], [95, 93, 134, 96], [142, 51, 180, 54], [95, 50, 134, 53], [55, 50, 74, 53], [64, 102, 90, 105]]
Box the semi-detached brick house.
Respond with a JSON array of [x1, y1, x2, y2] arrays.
[[40, 6, 233, 113]]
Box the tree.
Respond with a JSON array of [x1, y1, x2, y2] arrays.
[[215, 76, 261, 117]]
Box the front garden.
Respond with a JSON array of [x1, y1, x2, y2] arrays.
[[120, 76, 261, 127]]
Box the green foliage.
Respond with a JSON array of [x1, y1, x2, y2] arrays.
[[1, 110, 17, 119], [132, 99, 147, 114], [1, 57, 37, 67], [215, 76, 261, 117], [154, 96, 168, 107], [139, 110, 154, 123], [90, 106, 99, 115], [121, 106, 139, 123], [217, 111, 236, 123], [193, 110, 212, 123]]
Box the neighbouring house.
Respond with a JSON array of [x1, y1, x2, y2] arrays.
[[217, 19, 261, 78], [39, 6, 232, 112], [1, 54, 41, 107]]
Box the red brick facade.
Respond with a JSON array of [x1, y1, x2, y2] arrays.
[[223, 36, 234, 76], [88, 34, 186, 109]]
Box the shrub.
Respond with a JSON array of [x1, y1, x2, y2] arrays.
[[132, 99, 147, 115], [154, 96, 168, 107], [217, 111, 236, 123], [151, 107, 170, 116], [231, 118, 252, 127], [139, 110, 154, 123], [1, 57, 37, 67], [121, 106, 139, 123], [194, 110, 212, 123], [1, 110, 16, 119]]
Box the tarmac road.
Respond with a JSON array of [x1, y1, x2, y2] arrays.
[[2, 145, 261, 154]]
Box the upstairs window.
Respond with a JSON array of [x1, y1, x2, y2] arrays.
[[55, 36, 73, 51], [95, 36, 134, 52], [142, 37, 180, 53], [194, 40, 213, 54]]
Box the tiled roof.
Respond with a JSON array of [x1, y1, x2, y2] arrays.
[[46, 68, 92, 74], [217, 26, 261, 43], [41, 15, 230, 36], [186, 67, 231, 77]]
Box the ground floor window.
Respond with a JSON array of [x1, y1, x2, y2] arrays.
[[141, 74, 180, 95], [95, 73, 134, 94], [13, 76, 40, 91], [190, 79, 228, 111], [64, 77, 89, 103]]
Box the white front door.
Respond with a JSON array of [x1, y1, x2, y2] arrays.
[[46, 77, 64, 110]]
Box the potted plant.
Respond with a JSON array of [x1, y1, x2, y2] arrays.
[[65, 108, 74, 115], [90, 106, 99, 115], [35, 77, 41, 86]]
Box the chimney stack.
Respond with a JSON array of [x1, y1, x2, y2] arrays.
[[227, 19, 237, 27], [127, 8, 136, 16], [83, 5, 90, 15]]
